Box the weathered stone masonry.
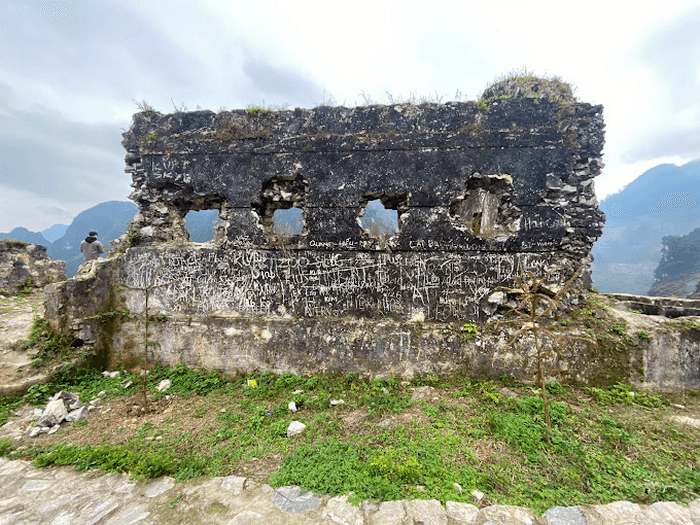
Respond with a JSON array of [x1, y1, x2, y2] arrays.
[[118, 88, 604, 321], [46, 81, 622, 382]]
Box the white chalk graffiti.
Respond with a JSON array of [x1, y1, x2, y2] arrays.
[[124, 248, 557, 320]]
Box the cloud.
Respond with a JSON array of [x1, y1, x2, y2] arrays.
[[0, 1, 202, 119], [623, 6, 700, 161], [38, 204, 72, 217], [0, 84, 128, 201], [0, 185, 82, 232], [637, 5, 700, 104], [624, 129, 700, 163], [240, 54, 324, 106]]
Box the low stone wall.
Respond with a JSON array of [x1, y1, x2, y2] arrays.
[[608, 293, 700, 318]]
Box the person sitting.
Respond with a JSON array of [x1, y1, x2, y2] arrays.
[[80, 231, 104, 262]]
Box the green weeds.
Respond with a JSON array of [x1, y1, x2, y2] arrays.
[[456, 322, 478, 342], [586, 382, 663, 407], [18, 276, 35, 294], [2, 366, 699, 514], [21, 316, 76, 368]]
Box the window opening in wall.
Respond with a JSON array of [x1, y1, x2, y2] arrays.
[[449, 174, 521, 238], [184, 209, 219, 242], [359, 199, 399, 241], [254, 173, 308, 239], [273, 208, 303, 235]]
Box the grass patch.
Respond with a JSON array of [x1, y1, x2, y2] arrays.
[[21, 316, 79, 369], [2, 366, 700, 513]]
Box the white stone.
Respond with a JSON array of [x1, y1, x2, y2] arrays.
[[481, 505, 539, 524], [144, 477, 174, 497], [323, 495, 364, 525], [590, 501, 643, 523], [487, 291, 507, 304], [330, 399, 345, 406], [220, 476, 247, 495], [406, 499, 447, 525], [288, 401, 297, 412], [671, 415, 700, 429], [411, 386, 436, 402], [65, 406, 90, 422], [286, 421, 306, 437], [642, 501, 694, 524], [470, 489, 484, 503], [38, 399, 67, 427], [156, 379, 172, 392], [370, 500, 406, 525]]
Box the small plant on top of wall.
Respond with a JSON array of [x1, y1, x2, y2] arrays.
[[245, 101, 289, 114], [479, 68, 576, 107], [133, 99, 156, 112], [486, 264, 594, 444], [127, 230, 140, 247]]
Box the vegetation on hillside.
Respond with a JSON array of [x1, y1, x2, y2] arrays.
[[651, 227, 700, 297]]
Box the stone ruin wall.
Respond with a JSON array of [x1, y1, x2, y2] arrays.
[[118, 88, 604, 323], [46, 81, 626, 383], [0, 240, 66, 293]]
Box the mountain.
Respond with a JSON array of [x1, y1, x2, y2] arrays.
[[42, 224, 69, 243], [591, 159, 700, 295], [0, 227, 49, 247], [48, 201, 138, 277], [1, 203, 219, 278]]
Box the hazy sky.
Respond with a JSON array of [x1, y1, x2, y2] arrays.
[[1, 0, 699, 232]]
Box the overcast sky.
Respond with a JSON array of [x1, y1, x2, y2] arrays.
[[1, 0, 699, 232]]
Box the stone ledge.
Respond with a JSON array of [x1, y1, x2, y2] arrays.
[[606, 293, 700, 318]]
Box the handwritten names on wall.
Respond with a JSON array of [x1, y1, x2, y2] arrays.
[[124, 248, 557, 321]]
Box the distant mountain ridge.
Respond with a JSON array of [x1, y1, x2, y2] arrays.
[[0, 201, 138, 277], [42, 224, 68, 243], [48, 201, 139, 277], [0, 202, 221, 277], [0, 227, 49, 247], [592, 159, 700, 295]]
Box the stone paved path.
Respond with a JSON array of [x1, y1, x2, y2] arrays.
[[0, 292, 48, 398], [2, 458, 700, 524]]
